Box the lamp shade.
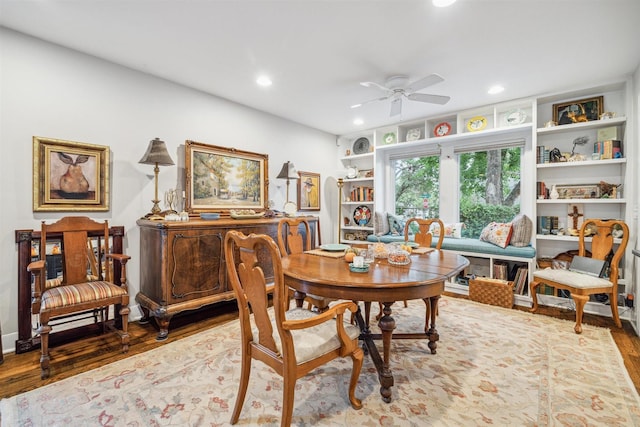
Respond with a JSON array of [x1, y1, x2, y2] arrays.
[[139, 138, 175, 166], [276, 161, 299, 180]]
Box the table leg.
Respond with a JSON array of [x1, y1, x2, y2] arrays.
[[352, 302, 395, 402], [427, 295, 440, 354], [378, 302, 396, 402], [293, 290, 306, 308]]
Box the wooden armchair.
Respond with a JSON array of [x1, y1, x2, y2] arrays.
[[27, 216, 131, 378], [530, 218, 628, 334], [224, 230, 363, 426], [277, 217, 333, 311]]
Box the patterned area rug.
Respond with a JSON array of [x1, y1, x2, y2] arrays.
[[2, 297, 639, 426]]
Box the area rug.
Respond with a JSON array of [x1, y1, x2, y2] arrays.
[[2, 297, 639, 426]]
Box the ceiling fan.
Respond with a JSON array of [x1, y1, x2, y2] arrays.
[[351, 74, 450, 117]]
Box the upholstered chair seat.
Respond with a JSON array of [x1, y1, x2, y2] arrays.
[[263, 307, 361, 364], [533, 268, 612, 290]]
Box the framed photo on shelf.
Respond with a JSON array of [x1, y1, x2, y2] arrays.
[[297, 171, 320, 211], [555, 184, 600, 200], [185, 140, 268, 214], [33, 136, 110, 212], [553, 96, 603, 125]]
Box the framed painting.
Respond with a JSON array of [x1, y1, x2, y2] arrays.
[[33, 136, 110, 212], [297, 171, 320, 211], [553, 96, 603, 125], [185, 140, 268, 214]]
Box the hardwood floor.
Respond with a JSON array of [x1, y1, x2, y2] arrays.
[[1, 296, 639, 400]]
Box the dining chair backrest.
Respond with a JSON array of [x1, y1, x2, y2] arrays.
[[404, 217, 445, 249], [277, 217, 312, 256]]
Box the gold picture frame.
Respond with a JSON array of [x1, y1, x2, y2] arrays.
[[297, 171, 320, 211], [185, 140, 268, 214], [33, 136, 110, 212], [553, 96, 603, 125]]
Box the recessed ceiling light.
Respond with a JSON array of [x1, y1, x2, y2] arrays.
[[256, 75, 272, 87], [432, 0, 457, 7], [353, 118, 364, 126], [488, 85, 505, 95]]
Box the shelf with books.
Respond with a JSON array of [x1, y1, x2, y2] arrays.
[[533, 81, 633, 319]]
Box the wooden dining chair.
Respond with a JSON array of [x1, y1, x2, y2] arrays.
[[405, 218, 444, 327], [530, 218, 629, 333], [224, 230, 363, 426], [277, 217, 333, 312], [27, 216, 131, 379], [372, 218, 445, 329]]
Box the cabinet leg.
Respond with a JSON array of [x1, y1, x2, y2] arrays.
[[138, 306, 150, 325], [155, 316, 171, 341]]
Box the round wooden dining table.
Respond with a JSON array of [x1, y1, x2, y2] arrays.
[[281, 249, 469, 402]]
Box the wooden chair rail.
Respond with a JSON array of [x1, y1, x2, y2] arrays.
[[14, 226, 125, 354]]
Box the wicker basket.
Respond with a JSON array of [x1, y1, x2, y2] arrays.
[[469, 278, 514, 308]]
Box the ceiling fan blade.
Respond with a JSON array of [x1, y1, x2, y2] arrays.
[[407, 92, 451, 105], [360, 81, 391, 92], [390, 98, 402, 116], [405, 74, 444, 93], [350, 95, 390, 109]]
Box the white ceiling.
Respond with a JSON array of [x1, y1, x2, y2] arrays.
[[2, 0, 640, 136]]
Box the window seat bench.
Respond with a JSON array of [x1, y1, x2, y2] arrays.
[[366, 234, 536, 259]]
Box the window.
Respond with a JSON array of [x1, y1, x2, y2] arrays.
[[393, 155, 440, 219], [458, 146, 522, 238]]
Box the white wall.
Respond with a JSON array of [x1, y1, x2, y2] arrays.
[[0, 28, 341, 352]]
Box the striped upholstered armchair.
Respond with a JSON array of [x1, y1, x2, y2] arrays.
[[27, 216, 131, 379]]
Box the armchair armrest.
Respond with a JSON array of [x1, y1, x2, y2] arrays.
[[282, 301, 357, 331], [27, 259, 46, 310], [27, 259, 45, 273], [282, 301, 359, 353], [105, 253, 131, 288]]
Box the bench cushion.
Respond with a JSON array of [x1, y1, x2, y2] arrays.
[[366, 234, 536, 259]]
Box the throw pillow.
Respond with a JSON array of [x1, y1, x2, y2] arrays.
[[479, 222, 513, 248], [374, 211, 390, 236], [431, 222, 464, 239], [510, 214, 532, 247], [387, 213, 405, 235]]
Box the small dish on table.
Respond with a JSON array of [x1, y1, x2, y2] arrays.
[[349, 263, 370, 273]]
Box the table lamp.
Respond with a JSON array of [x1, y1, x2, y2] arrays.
[[276, 161, 299, 214], [139, 137, 175, 220]]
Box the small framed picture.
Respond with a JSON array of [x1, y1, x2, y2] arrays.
[[33, 136, 110, 212], [555, 184, 600, 199], [297, 171, 320, 211], [553, 96, 603, 125]]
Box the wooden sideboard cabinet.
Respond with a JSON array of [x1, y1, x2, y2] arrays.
[[136, 216, 318, 340]]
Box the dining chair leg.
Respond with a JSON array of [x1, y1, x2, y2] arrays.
[[281, 374, 296, 427], [348, 347, 364, 409], [230, 345, 252, 424], [609, 292, 622, 328], [529, 280, 541, 313], [572, 294, 589, 334]]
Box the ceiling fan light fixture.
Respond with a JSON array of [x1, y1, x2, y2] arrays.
[[256, 75, 272, 87], [432, 0, 457, 7], [488, 85, 505, 95]]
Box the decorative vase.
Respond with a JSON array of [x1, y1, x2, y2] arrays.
[[550, 185, 559, 199]]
